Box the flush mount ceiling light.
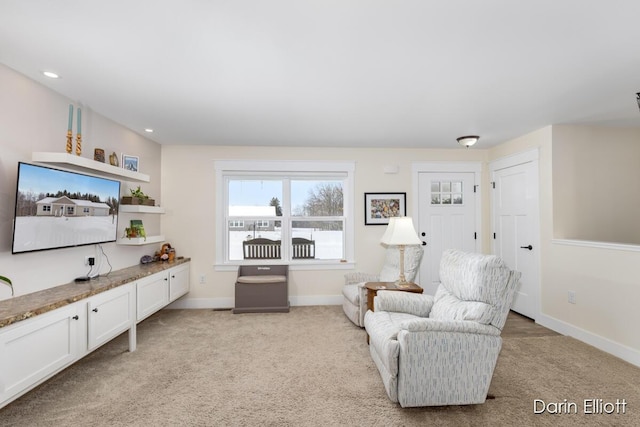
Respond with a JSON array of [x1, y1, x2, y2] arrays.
[[42, 71, 59, 79], [144, 128, 154, 133], [456, 135, 479, 148]]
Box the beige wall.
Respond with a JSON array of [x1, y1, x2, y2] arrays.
[[161, 145, 487, 306], [489, 125, 640, 363], [0, 64, 161, 299], [553, 125, 640, 244]]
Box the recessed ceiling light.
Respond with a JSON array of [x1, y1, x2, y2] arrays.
[[43, 71, 59, 79], [144, 128, 154, 133]]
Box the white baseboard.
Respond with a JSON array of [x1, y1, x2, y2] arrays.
[[537, 313, 640, 368], [166, 295, 343, 310]]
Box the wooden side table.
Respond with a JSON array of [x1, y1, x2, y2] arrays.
[[365, 281, 423, 312]]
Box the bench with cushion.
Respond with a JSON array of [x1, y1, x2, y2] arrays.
[[232, 265, 289, 313]]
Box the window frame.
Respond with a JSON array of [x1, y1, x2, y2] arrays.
[[214, 160, 355, 271]]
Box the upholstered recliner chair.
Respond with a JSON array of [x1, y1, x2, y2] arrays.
[[363, 249, 521, 407], [342, 245, 423, 327]]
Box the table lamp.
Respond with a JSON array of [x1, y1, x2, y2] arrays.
[[380, 216, 422, 287]]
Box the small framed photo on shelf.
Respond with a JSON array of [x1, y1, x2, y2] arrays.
[[122, 154, 139, 172], [364, 192, 406, 225]]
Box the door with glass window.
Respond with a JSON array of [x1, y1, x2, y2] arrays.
[[418, 172, 477, 295]]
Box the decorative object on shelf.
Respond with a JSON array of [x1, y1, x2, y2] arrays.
[[157, 243, 175, 262], [129, 219, 146, 241], [109, 152, 119, 166], [364, 192, 406, 225], [380, 216, 422, 287], [456, 135, 479, 148], [0, 275, 13, 297], [122, 154, 139, 172], [121, 186, 155, 206], [75, 107, 82, 156], [66, 104, 73, 154], [140, 255, 154, 264], [94, 148, 105, 163]]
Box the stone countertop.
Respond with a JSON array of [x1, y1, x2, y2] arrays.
[[0, 257, 190, 329]]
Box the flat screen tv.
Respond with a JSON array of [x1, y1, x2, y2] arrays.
[[12, 162, 121, 254]]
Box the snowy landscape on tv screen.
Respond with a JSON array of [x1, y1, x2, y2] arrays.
[[12, 162, 121, 254]]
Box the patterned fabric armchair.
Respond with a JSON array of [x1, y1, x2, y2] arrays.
[[342, 245, 423, 327], [363, 249, 521, 407]]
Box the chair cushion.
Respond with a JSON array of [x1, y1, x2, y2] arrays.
[[430, 287, 495, 324], [342, 283, 361, 305], [237, 275, 286, 284], [430, 249, 514, 328]]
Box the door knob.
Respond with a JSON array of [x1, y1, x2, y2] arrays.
[[520, 245, 533, 250], [92, 308, 99, 312], [72, 315, 79, 320]]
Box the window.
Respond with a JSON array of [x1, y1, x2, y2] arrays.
[[215, 160, 355, 267], [431, 181, 463, 205]]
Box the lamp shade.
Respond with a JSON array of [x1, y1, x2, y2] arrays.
[[380, 217, 421, 246]]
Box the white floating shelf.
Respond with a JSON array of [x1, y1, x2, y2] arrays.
[[119, 205, 165, 214], [117, 235, 165, 246], [32, 152, 150, 182]]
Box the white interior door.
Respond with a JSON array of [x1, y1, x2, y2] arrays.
[[417, 171, 478, 295], [491, 153, 540, 319]]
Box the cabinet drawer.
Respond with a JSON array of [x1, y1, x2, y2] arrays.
[[169, 263, 190, 302], [87, 284, 134, 352], [136, 273, 169, 322], [0, 304, 80, 404]]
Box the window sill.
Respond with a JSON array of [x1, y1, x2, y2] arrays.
[[214, 261, 355, 272]]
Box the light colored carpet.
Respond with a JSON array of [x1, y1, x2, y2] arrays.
[[1, 306, 639, 426]]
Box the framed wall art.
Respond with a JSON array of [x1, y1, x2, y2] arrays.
[[122, 154, 139, 172], [364, 192, 406, 225]]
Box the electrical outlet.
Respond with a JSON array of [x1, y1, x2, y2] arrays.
[[568, 290, 576, 304], [199, 275, 206, 284], [85, 256, 95, 266]]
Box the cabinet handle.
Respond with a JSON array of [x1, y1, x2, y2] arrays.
[[171, 275, 175, 279], [164, 277, 168, 281], [72, 315, 79, 320], [92, 308, 98, 312]]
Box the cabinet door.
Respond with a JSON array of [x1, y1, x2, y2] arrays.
[[0, 304, 80, 406], [87, 284, 134, 352], [169, 263, 190, 302], [136, 273, 170, 322]]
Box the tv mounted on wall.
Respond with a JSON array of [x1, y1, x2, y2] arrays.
[[12, 162, 121, 254]]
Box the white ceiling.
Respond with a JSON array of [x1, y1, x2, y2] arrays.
[[2, 0, 640, 149]]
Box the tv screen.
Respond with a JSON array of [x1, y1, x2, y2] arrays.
[[12, 162, 121, 254]]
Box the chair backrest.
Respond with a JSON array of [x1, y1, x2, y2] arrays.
[[378, 245, 424, 283], [243, 238, 281, 259], [430, 249, 521, 330], [292, 237, 315, 259]]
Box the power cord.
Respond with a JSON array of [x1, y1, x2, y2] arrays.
[[98, 244, 113, 276]]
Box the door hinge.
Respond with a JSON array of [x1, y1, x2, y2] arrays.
[[473, 185, 479, 193], [474, 232, 477, 240], [491, 181, 496, 189], [493, 232, 496, 239]]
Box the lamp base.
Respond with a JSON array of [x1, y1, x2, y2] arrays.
[[394, 279, 413, 288]]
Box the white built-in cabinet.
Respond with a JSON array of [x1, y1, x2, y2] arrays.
[[87, 283, 135, 352], [0, 303, 82, 406], [136, 263, 190, 322], [0, 262, 190, 409]]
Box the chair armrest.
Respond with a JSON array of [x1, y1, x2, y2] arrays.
[[344, 272, 379, 285], [373, 291, 434, 317], [399, 318, 500, 336]]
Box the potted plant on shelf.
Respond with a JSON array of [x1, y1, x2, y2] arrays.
[[0, 275, 13, 296], [121, 186, 155, 206]]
